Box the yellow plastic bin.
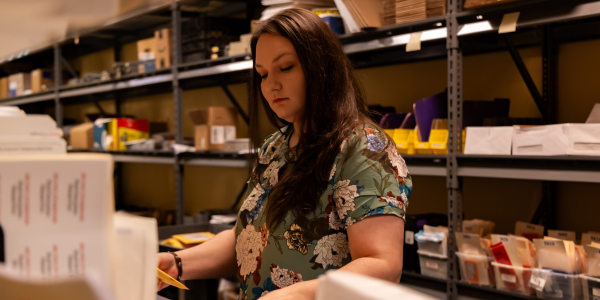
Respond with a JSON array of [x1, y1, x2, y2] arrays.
[[429, 129, 448, 155], [414, 129, 432, 154], [393, 129, 415, 155]]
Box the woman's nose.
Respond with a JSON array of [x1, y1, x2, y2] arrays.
[[267, 74, 281, 91]]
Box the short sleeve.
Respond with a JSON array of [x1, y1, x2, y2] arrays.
[[332, 127, 412, 229]]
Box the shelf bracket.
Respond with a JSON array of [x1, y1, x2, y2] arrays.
[[221, 85, 249, 125], [60, 56, 78, 79], [502, 34, 548, 122]]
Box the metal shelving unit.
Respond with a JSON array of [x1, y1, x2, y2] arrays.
[[2, 1, 600, 299]]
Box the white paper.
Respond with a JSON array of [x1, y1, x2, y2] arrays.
[[404, 230, 414, 245], [316, 270, 439, 300], [0, 154, 114, 282], [565, 124, 600, 156], [464, 127, 513, 155], [113, 213, 158, 300], [512, 125, 568, 156]]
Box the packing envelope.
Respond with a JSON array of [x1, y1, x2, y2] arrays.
[[565, 124, 600, 156], [464, 126, 513, 155], [512, 125, 568, 156], [316, 270, 438, 300]]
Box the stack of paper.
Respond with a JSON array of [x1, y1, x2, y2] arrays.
[[0, 106, 66, 155], [395, 0, 426, 24], [0, 153, 158, 300], [260, 0, 336, 20], [425, 0, 446, 17]]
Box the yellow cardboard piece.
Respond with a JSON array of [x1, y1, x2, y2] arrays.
[[172, 232, 215, 245], [157, 268, 189, 290], [499, 12, 520, 34]]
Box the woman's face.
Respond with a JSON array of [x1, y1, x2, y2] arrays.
[[255, 33, 306, 124]]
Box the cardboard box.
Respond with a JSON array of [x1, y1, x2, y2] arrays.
[[565, 124, 600, 156], [512, 124, 568, 156], [70, 123, 94, 150], [137, 37, 157, 73], [188, 107, 237, 151], [251, 20, 262, 33], [110, 118, 149, 150], [8, 73, 32, 97], [155, 28, 172, 69], [464, 0, 520, 9], [464, 126, 513, 155], [0, 77, 8, 98], [31, 69, 54, 93], [93, 118, 113, 150]]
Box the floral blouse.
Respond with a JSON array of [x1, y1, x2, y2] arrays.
[[234, 124, 413, 300]]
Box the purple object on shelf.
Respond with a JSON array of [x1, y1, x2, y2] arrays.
[[413, 91, 448, 142], [379, 113, 408, 129], [400, 113, 417, 129]]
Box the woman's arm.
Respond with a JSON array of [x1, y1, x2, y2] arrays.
[[261, 215, 404, 300], [158, 225, 238, 286]]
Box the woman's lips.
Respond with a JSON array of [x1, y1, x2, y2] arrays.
[[273, 98, 287, 104]]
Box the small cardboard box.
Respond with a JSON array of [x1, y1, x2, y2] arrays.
[[155, 28, 172, 69], [0, 77, 8, 98], [110, 118, 149, 150], [8, 73, 32, 97], [70, 123, 94, 150], [137, 37, 157, 73], [188, 107, 237, 151], [31, 69, 54, 93]]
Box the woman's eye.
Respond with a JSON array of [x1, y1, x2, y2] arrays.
[[260, 74, 268, 80], [281, 66, 293, 72]]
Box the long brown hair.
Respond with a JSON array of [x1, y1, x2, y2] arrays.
[[248, 8, 391, 230]]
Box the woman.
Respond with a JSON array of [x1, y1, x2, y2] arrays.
[[157, 8, 413, 300]]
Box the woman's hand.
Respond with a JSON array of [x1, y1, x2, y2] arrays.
[[157, 252, 180, 291], [259, 281, 315, 300]]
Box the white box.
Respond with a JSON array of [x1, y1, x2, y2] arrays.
[[464, 126, 513, 155], [418, 251, 448, 279], [512, 124, 568, 156], [456, 252, 495, 286], [565, 124, 600, 156]]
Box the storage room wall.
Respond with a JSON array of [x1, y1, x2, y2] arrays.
[[62, 38, 600, 235]]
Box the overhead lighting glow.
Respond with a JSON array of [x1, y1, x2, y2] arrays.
[[477, 15, 483, 20], [458, 21, 493, 36], [8, 55, 14, 61], [436, 22, 443, 27], [24, 49, 30, 56], [17, 51, 23, 59]]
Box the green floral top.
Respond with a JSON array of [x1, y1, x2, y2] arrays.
[[234, 124, 413, 300]]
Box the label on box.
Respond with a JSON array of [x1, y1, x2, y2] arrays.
[[396, 143, 404, 147], [593, 288, 600, 296], [211, 126, 225, 144], [501, 273, 516, 283], [529, 273, 546, 291], [405, 230, 414, 245], [211, 126, 236, 145], [498, 236, 510, 242], [9, 82, 17, 90], [138, 52, 155, 61], [425, 261, 438, 269]]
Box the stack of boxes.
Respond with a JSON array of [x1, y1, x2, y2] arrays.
[[137, 28, 172, 73], [0, 68, 58, 99]]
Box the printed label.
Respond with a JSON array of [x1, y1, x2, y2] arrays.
[[462, 234, 472, 239], [432, 144, 443, 148], [405, 230, 414, 245], [543, 240, 557, 247], [499, 236, 510, 242], [526, 224, 537, 230], [224, 126, 236, 142], [211, 126, 225, 144], [396, 143, 404, 147], [501, 273, 517, 283], [529, 274, 546, 291], [425, 261, 438, 269]]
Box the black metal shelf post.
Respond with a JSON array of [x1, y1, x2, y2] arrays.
[[172, 1, 185, 225], [446, 0, 463, 299], [53, 43, 63, 127]]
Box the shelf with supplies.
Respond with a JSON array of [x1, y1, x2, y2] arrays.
[[68, 149, 249, 167], [5, 0, 600, 107], [401, 270, 538, 300]]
